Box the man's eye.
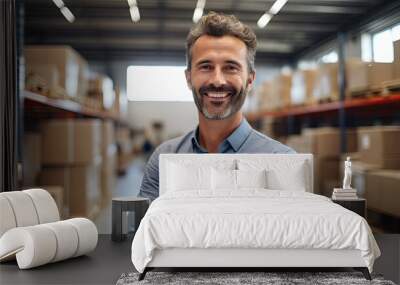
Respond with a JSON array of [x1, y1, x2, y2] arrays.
[[200, 65, 211, 70], [226, 65, 239, 71]]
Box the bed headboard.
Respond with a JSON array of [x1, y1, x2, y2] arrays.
[[159, 153, 314, 195]]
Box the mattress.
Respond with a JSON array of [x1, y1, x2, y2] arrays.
[[131, 190, 380, 273]]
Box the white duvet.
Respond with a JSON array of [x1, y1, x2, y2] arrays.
[[131, 190, 380, 273]]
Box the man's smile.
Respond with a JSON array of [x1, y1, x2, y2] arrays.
[[203, 91, 232, 99]]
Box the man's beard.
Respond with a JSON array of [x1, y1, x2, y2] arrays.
[[191, 83, 248, 120]]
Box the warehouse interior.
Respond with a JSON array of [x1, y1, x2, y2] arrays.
[[4, 0, 400, 229], [1, 0, 400, 283]]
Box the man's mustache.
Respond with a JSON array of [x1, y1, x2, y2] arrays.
[[198, 85, 237, 96]]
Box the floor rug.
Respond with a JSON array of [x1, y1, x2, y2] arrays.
[[116, 271, 396, 285]]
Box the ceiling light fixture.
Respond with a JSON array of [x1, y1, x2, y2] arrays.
[[257, 0, 288, 29], [129, 6, 140, 22], [269, 0, 288, 15], [193, 0, 206, 23], [60, 6, 75, 23], [52, 0, 75, 23], [52, 0, 64, 9], [127, 0, 140, 23], [127, 0, 137, 7], [257, 13, 272, 28]]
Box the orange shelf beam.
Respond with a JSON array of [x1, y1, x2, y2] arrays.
[[246, 93, 400, 121]]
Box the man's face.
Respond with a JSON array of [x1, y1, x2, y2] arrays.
[[185, 35, 255, 120]]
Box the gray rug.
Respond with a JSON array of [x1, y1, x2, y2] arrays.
[[116, 271, 396, 285]]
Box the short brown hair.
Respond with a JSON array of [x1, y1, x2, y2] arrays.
[[186, 11, 257, 73]]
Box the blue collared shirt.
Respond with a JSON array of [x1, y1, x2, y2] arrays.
[[139, 119, 295, 200]]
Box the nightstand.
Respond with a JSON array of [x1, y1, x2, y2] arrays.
[[332, 198, 366, 218], [112, 197, 150, 242]]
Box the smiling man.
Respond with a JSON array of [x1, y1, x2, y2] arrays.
[[139, 12, 294, 200]]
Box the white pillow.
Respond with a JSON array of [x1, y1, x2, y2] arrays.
[[236, 169, 268, 189], [237, 159, 308, 191], [267, 167, 306, 191], [167, 162, 211, 191], [211, 168, 236, 190]]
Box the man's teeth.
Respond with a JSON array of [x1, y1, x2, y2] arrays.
[[206, 92, 230, 98]]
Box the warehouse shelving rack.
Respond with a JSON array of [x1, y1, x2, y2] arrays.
[[246, 91, 400, 142], [246, 93, 400, 121], [23, 90, 130, 127]]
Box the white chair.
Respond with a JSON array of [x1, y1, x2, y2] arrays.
[[0, 188, 98, 269]]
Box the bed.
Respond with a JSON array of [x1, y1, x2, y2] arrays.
[[131, 154, 380, 280]]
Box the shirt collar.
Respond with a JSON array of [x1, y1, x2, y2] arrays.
[[191, 118, 252, 152]]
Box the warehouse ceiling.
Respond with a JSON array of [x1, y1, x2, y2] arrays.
[[24, 0, 396, 64]]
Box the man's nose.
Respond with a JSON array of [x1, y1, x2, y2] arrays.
[[209, 67, 227, 86]]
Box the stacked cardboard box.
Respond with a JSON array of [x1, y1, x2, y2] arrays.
[[286, 127, 357, 196], [312, 63, 339, 103], [257, 74, 292, 112], [258, 81, 274, 111], [346, 59, 394, 94], [101, 120, 117, 205], [290, 69, 317, 106], [365, 170, 400, 218], [88, 73, 116, 110], [358, 126, 400, 169], [25, 45, 89, 98], [354, 126, 400, 219], [39, 119, 102, 218], [271, 74, 292, 109]]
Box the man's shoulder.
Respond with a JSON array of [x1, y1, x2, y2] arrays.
[[154, 130, 194, 153], [246, 129, 296, 154]]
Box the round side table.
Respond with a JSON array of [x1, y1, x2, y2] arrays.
[[111, 196, 150, 242]]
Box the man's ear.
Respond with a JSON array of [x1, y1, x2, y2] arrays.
[[185, 69, 192, 90], [246, 71, 256, 90]]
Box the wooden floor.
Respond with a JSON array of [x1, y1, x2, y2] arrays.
[[1, 158, 399, 284]]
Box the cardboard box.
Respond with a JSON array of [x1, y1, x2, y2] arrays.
[[346, 59, 394, 92], [366, 170, 400, 218], [23, 133, 41, 186], [69, 163, 101, 217], [314, 156, 340, 196], [312, 63, 339, 102], [88, 73, 115, 110], [39, 162, 101, 218], [290, 69, 317, 106], [272, 74, 292, 109], [41, 119, 102, 165], [101, 145, 117, 205], [40, 185, 64, 218], [25, 64, 59, 91], [358, 126, 400, 169], [300, 127, 357, 158], [258, 81, 275, 111], [73, 119, 102, 165], [41, 120, 74, 165], [39, 167, 71, 218], [394, 40, 400, 79], [25, 45, 89, 97], [102, 120, 115, 153]]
